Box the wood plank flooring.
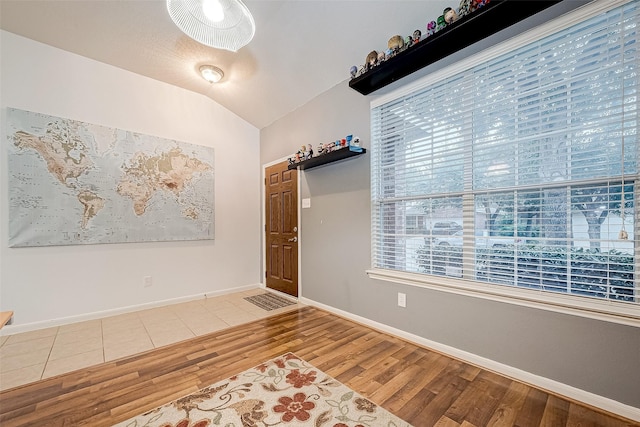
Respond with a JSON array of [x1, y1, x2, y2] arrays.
[[0, 306, 635, 426]]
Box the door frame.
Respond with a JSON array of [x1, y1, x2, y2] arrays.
[[262, 157, 301, 298]]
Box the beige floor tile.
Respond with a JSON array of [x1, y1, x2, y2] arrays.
[[102, 329, 150, 346], [143, 319, 191, 334], [230, 298, 264, 310], [55, 327, 103, 345], [102, 321, 146, 336], [104, 338, 154, 362], [0, 347, 50, 373], [49, 336, 103, 361], [4, 327, 58, 345], [169, 300, 206, 311], [0, 288, 290, 384], [101, 312, 142, 326], [188, 321, 231, 336], [0, 336, 56, 357], [173, 306, 212, 320], [205, 305, 243, 318], [57, 319, 102, 334], [103, 325, 148, 340], [42, 349, 104, 379], [138, 310, 180, 326], [202, 298, 237, 311], [175, 307, 222, 322], [217, 313, 260, 327], [143, 316, 189, 330], [147, 328, 195, 348], [180, 313, 229, 331], [0, 363, 45, 390]]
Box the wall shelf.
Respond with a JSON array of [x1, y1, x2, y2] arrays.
[[288, 147, 366, 171], [349, 0, 563, 95]]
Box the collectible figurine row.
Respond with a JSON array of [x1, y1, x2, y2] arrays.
[[350, 0, 490, 79], [288, 135, 361, 165]]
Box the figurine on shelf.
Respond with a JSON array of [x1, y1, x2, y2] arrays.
[[405, 35, 413, 48], [388, 35, 405, 56], [365, 50, 379, 71], [349, 65, 358, 79], [458, 0, 474, 17], [306, 144, 314, 159], [472, 0, 490, 10], [413, 29, 422, 44], [288, 157, 294, 165], [352, 136, 361, 148], [444, 7, 458, 24], [436, 14, 447, 32], [293, 145, 306, 162], [378, 51, 387, 63], [426, 20, 437, 37]]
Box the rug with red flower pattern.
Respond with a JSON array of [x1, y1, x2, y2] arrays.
[[113, 352, 412, 427]]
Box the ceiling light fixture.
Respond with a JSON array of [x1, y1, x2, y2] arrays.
[[167, 0, 256, 52], [199, 65, 224, 83]]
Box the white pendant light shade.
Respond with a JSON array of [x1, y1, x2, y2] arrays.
[[167, 0, 255, 52]]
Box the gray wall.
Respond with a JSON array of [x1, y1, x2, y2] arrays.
[[261, 79, 640, 409], [260, 1, 640, 410]]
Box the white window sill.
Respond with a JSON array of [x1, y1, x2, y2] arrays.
[[366, 268, 640, 327]]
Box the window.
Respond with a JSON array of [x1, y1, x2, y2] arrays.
[[370, 1, 639, 322]]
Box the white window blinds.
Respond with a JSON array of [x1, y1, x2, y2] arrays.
[[371, 1, 639, 305]]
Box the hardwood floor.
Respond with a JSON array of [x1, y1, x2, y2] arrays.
[[0, 306, 634, 426]]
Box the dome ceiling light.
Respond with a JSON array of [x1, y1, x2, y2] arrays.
[[167, 0, 255, 52], [199, 65, 224, 83]]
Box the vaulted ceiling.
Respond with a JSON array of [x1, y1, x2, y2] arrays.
[[0, 0, 452, 129]]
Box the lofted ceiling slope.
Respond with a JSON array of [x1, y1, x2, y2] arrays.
[[0, 0, 452, 129]]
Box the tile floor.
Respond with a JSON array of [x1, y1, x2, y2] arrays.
[[0, 288, 301, 391]]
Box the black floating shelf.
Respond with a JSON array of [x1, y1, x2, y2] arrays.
[[349, 0, 563, 95], [288, 147, 366, 171]]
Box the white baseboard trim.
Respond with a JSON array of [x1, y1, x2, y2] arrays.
[[1, 283, 261, 336], [299, 296, 640, 423]]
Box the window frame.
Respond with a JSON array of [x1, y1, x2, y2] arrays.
[[367, 0, 640, 327]]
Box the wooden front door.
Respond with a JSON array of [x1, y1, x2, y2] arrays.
[[265, 161, 298, 297]]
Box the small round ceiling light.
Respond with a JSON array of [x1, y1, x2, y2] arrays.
[[167, 0, 256, 52], [199, 65, 224, 83]]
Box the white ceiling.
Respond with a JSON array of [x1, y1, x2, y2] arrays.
[[0, 0, 452, 129]]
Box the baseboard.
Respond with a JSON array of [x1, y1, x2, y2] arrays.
[[1, 283, 261, 336], [299, 296, 640, 423]]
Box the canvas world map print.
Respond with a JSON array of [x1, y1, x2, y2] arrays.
[[6, 108, 215, 247]]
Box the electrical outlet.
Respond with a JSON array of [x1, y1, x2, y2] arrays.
[[143, 276, 153, 288], [397, 292, 406, 308]]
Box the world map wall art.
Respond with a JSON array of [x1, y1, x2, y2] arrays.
[[6, 108, 215, 247]]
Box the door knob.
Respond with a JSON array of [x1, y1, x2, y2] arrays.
[[288, 237, 298, 242]]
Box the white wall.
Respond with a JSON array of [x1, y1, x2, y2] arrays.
[[0, 31, 261, 329]]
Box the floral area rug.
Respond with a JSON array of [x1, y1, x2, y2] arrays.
[[113, 352, 412, 427]]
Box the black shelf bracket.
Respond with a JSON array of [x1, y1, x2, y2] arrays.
[[349, 0, 563, 95]]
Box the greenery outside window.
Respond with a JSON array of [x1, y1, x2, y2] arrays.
[[370, 0, 639, 324]]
